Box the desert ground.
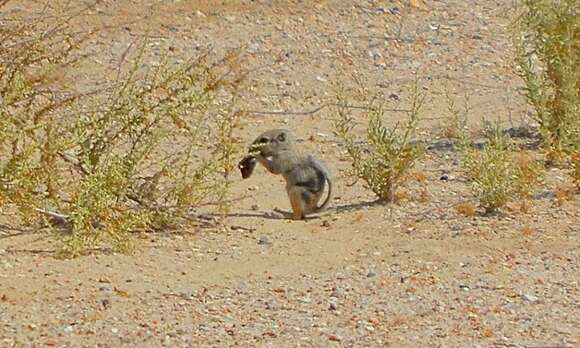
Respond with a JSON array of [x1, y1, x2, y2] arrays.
[[1, 0, 578, 347]]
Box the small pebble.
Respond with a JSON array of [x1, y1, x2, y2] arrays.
[[330, 288, 343, 298], [328, 335, 341, 342], [258, 236, 272, 245], [522, 293, 539, 303], [439, 174, 453, 181]]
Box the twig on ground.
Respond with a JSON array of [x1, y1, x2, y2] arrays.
[[34, 208, 70, 227], [245, 103, 411, 116]]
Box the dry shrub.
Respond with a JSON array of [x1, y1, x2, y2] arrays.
[[514, 0, 579, 161], [0, 3, 246, 257], [1, 2, 89, 224], [461, 122, 544, 214], [333, 77, 425, 203], [462, 146, 513, 213]]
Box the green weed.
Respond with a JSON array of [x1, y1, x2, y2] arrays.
[[514, 0, 579, 161], [333, 79, 425, 203], [0, 3, 246, 257]]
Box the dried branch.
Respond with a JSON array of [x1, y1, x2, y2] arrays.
[[245, 102, 411, 116]]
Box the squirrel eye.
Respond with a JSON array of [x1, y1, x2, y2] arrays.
[[277, 133, 286, 141]]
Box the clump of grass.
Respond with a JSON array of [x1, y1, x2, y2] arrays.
[[514, 0, 579, 161], [333, 79, 425, 203], [0, 3, 246, 257], [460, 121, 544, 214], [462, 146, 513, 213]]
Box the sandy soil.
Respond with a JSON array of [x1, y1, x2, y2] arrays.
[[1, 1, 578, 347]]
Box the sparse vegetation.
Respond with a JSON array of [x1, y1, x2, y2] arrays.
[[461, 138, 514, 213], [513, 151, 545, 200], [460, 121, 544, 214], [2, 2, 579, 346], [441, 85, 470, 143], [333, 80, 425, 203], [0, 3, 245, 257], [514, 0, 579, 161], [0, 0, 572, 260]]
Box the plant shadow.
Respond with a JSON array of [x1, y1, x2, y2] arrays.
[[330, 199, 385, 213], [223, 198, 383, 221]]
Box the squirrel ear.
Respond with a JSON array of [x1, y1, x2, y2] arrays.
[[277, 132, 286, 142]]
